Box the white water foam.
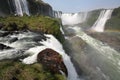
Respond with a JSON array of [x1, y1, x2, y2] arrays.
[[22, 34, 80, 80], [91, 9, 113, 32], [61, 12, 87, 25], [0, 31, 80, 80]]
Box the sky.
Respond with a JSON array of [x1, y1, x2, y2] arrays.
[[44, 0, 120, 13]]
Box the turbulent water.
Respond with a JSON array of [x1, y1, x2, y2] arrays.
[[13, 0, 30, 16], [91, 9, 113, 32], [61, 9, 120, 80], [0, 31, 79, 80]]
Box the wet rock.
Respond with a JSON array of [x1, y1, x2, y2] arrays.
[[0, 43, 12, 50], [0, 31, 11, 37], [37, 48, 68, 76], [33, 35, 47, 42], [0, 23, 4, 29], [9, 37, 18, 43]]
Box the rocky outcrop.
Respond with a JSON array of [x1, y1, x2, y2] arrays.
[[37, 48, 68, 76], [0, 0, 11, 16]]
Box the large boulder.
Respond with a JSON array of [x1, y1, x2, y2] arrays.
[[37, 48, 68, 76]]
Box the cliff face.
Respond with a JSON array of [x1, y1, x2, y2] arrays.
[[0, 0, 53, 17], [28, 0, 53, 17], [0, 0, 11, 16], [105, 7, 120, 31]]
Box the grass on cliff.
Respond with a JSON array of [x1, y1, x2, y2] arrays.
[[0, 60, 66, 80], [0, 15, 64, 43]]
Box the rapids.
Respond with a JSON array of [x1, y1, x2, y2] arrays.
[[0, 31, 80, 80]]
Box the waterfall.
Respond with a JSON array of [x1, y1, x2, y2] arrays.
[[53, 11, 62, 18], [61, 9, 120, 80], [91, 9, 113, 32], [0, 31, 80, 80], [21, 0, 30, 15], [13, 0, 30, 16], [73, 27, 120, 67], [72, 26, 120, 80], [61, 12, 88, 25]]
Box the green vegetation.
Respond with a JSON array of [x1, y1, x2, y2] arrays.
[[0, 60, 66, 80], [0, 15, 64, 43], [105, 7, 120, 31]]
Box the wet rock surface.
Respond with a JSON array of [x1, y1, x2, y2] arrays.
[[33, 35, 47, 42], [9, 37, 18, 43], [0, 31, 11, 37], [0, 43, 12, 50], [37, 48, 68, 76]]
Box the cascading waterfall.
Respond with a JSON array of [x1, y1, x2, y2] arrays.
[[91, 9, 113, 32], [13, 0, 30, 16], [61, 9, 120, 80], [0, 31, 80, 80], [72, 26, 120, 80], [73, 27, 120, 67], [53, 11, 62, 18], [61, 12, 87, 25]]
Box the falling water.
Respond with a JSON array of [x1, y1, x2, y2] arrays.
[[61, 12, 87, 25], [13, 0, 30, 16], [91, 9, 113, 32], [0, 31, 80, 80], [73, 27, 120, 67], [72, 26, 120, 80], [61, 10, 120, 80], [54, 11, 62, 18]]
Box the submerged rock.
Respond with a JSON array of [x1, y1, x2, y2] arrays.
[[9, 37, 18, 43], [33, 35, 47, 42], [37, 48, 68, 76]]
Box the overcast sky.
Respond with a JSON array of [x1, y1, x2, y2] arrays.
[[44, 0, 120, 12]]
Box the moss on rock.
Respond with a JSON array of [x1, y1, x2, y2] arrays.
[[0, 60, 66, 80]]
